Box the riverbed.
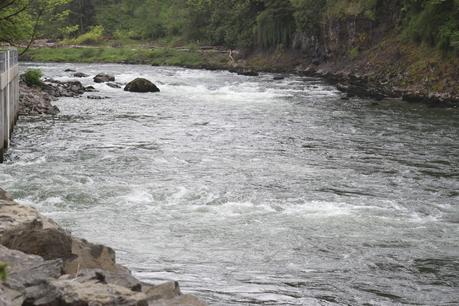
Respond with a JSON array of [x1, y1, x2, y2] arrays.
[[1, 63, 458, 305]]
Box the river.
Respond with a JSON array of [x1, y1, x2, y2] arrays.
[[1, 63, 458, 305]]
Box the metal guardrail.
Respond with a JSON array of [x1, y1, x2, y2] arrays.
[[0, 48, 20, 163]]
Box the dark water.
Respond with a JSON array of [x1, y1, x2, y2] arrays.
[[1, 63, 458, 305]]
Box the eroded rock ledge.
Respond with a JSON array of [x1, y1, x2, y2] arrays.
[[0, 188, 206, 306]]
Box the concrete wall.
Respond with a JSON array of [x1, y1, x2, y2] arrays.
[[0, 49, 19, 163]]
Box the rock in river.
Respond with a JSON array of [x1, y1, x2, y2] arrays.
[[124, 78, 160, 93], [94, 73, 115, 83], [73, 72, 89, 78], [106, 82, 121, 89]]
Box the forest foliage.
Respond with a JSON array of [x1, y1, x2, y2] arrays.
[[1, 0, 458, 53]]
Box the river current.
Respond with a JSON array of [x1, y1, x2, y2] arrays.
[[1, 63, 458, 305]]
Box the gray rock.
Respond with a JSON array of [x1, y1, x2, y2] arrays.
[[73, 72, 89, 78], [0, 245, 62, 291], [107, 82, 121, 88], [0, 190, 118, 275], [85, 85, 97, 92], [42, 80, 86, 97], [24, 278, 149, 306], [124, 78, 160, 93], [73, 268, 142, 292], [19, 81, 60, 116], [143, 281, 181, 301], [94, 73, 115, 83]]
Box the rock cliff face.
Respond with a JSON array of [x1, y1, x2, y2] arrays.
[[268, 0, 458, 106], [0, 188, 207, 306]]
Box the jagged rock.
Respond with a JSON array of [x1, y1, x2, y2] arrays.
[[0, 189, 117, 275], [65, 268, 142, 292], [124, 78, 160, 93], [19, 81, 60, 116], [0, 283, 22, 306], [106, 82, 121, 88], [1, 227, 74, 261], [144, 282, 181, 301], [24, 277, 149, 306], [336, 82, 385, 101], [94, 73, 115, 83], [73, 72, 89, 78], [87, 95, 111, 100], [0, 245, 62, 291], [64, 238, 117, 274], [42, 80, 86, 97]]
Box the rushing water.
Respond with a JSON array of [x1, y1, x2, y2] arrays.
[[1, 63, 459, 305]]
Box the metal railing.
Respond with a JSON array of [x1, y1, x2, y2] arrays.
[[0, 48, 20, 163]]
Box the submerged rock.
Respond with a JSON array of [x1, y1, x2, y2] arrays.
[[124, 78, 160, 93], [87, 95, 111, 100], [73, 72, 89, 78], [64, 68, 76, 72], [85, 85, 97, 92], [106, 82, 122, 88], [229, 68, 260, 77], [94, 73, 115, 83]]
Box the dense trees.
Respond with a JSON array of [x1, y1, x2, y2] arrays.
[[0, 0, 70, 47], [1, 0, 458, 53]]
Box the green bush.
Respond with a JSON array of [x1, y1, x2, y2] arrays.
[[22, 69, 43, 87], [65, 25, 105, 45], [0, 261, 7, 281]]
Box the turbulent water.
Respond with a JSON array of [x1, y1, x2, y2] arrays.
[[1, 63, 459, 305]]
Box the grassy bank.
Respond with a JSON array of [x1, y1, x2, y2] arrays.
[[21, 46, 230, 68]]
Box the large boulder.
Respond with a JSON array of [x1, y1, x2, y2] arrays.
[[124, 78, 160, 93], [94, 73, 115, 83]]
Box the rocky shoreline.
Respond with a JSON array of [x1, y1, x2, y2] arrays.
[[0, 188, 206, 306], [156, 61, 458, 107], [297, 66, 459, 107], [191, 62, 459, 107]]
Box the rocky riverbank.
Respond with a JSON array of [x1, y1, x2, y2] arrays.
[[18, 77, 89, 116], [21, 45, 459, 107], [0, 188, 206, 306]]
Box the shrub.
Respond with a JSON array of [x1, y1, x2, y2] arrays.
[[22, 69, 43, 87], [68, 25, 105, 45], [0, 262, 6, 281]]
